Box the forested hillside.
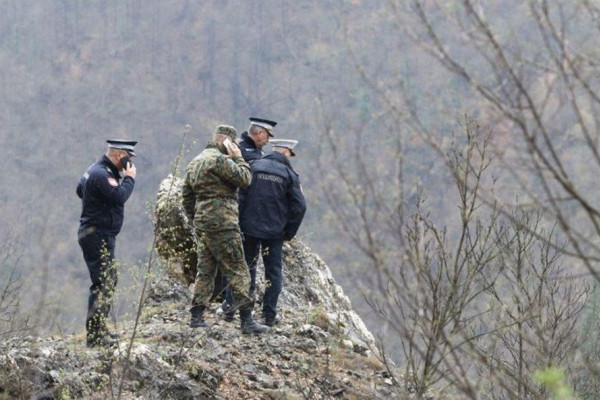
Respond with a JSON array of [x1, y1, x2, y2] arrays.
[[1, 0, 411, 330], [2, 1, 600, 398]]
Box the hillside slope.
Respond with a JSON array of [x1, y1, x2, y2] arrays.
[[0, 241, 407, 399], [0, 175, 433, 399]]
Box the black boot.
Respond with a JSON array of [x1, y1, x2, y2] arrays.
[[240, 309, 268, 334], [189, 305, 208, 328]]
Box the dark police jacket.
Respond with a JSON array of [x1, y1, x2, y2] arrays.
[[238, 132, 263, 164], [239, 152, 306, 240], [238, 131, 263, 209], [76, 155, 135, 236]]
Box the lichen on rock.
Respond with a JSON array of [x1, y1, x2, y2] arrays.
[[154, 174, 198, 286]]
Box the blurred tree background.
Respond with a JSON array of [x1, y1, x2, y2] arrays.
[[1, 0, 416, 334], [3, 0, 600, 397]]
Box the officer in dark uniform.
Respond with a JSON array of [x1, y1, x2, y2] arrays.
[[237, 117, 277, 237], [238, 117, 277, 164], [238, 139, 306, 326], [76, 139, 137, 347]]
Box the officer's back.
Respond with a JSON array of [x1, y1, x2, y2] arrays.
[[240, 151, 305, 240]]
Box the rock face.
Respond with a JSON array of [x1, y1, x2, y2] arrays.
[[0, 175, 411, 399], [154, 174, 198, 286], [277, 240, 375, 349], [154, 175, 375, 348], [0, 275, 403, 399]]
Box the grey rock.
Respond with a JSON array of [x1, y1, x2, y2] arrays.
[[342, 339, 354, 350], [244, 363, 259, 375], [297, 324, 331, 341], [294, 338, 318, 352], [47, 369, 60, 383], [206, 326, 226, 340], [257, 372, 275, 388]]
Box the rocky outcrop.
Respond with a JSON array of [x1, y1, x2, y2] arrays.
[[0, 273, 402, 399], [154, 174, 374, 348], [0, 175, 412, 399], [154, 174, 198, 286]]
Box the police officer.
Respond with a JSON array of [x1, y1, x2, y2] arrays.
[[77, 139, 137, 347], [182, 125, 267, 334], [237, 117, 277, 221], [238, 117, 277, 163], [238, 139, 306, 326]]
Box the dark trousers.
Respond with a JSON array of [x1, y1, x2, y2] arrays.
[[226, 235, 283, 318], [78, 226, 117, 340]]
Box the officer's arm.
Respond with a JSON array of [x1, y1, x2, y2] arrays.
[[92, 172, 135, 205], [181, 171, 196, 222], [283, 177, 307, 240], [214, 155, 252, 189]]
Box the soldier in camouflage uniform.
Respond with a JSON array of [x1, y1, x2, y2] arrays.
[[182, 125, 268, 334]]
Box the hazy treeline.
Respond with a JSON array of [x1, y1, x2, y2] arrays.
[[1, 0, 403, 332], [2, 0, 600, 398]]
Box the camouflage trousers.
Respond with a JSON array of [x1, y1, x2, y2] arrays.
[[192, 229, 253, 311]]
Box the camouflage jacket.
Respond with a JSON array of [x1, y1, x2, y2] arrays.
[[182, 142, 251, 232]]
